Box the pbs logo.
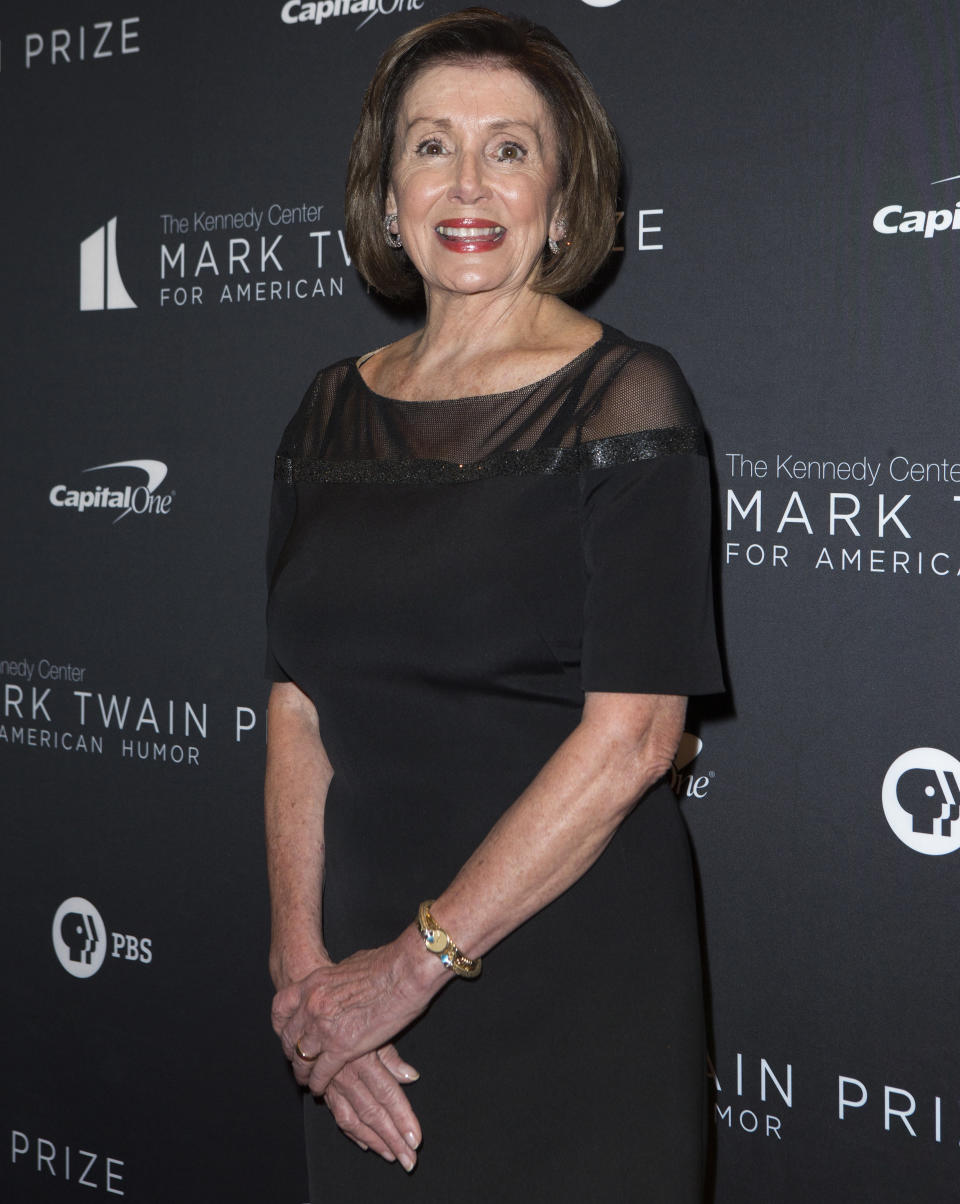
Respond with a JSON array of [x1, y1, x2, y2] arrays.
[[882, 748, 960, 855], [52, 896, 153, 977], [52, 897, 106, 978]]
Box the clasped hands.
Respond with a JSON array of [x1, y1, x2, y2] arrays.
[[272, 939, 435, 1172]]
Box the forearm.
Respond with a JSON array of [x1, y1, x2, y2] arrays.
[[276, 692, 687, 1098], [265, 681, 334, 987], [266, 697, 427, 1167], [406, 692, 687, 971]]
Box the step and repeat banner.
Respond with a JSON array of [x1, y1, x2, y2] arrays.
[[2, 1, 958, 1200]]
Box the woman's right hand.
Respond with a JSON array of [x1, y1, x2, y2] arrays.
[[275, 961, 423, 1171], [265, 682, 423, 1169], [320, 1043, 422, 1172]]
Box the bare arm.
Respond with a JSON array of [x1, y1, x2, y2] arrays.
[[279, 690, 687, 1095], [428, 690, 686, 956], [265, 681, 332, 988], [265, 681, 422, 1171]]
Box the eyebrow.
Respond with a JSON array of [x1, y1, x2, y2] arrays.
[[402, 116, 544, 149]]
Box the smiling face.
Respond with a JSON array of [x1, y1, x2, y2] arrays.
[[386, 61, 565, 300]]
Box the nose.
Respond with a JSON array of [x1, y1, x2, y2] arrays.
[[448, 149, 489, 205]]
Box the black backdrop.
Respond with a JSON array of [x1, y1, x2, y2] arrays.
[[3, 2, 959, 1200]]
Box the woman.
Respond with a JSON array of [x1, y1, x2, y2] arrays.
[[265, 9, 723, 1201]]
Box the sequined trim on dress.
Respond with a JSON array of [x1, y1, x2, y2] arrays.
[[275, 425, 705, 485]]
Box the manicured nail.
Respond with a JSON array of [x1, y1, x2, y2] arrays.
[[399, 1151, 416, 1173], [405, 1130, 420, 1150], [357, 1142, 368, 1151], [399, 1064, 420, 1081], [380, 1151, 396, 1163]]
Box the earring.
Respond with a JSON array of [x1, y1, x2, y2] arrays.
[[547, 218, 568, 255], [384, 213, 402, 249]]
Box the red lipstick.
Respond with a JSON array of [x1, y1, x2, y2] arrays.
[[434, 217, 506, 253]]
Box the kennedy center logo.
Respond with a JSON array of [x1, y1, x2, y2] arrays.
[[882, 748, 960, 855], [80, 217, 137, 310]]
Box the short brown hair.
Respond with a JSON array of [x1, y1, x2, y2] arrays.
[[345, 7, 621, 300]]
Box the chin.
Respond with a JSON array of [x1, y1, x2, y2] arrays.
[[434, 266, 524, 296]]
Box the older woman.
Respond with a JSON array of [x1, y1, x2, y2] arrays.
[[265, 8, 723, 1201]]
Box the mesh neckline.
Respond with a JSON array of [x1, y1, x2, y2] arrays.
[[350, 324, 612, 406], [277, 325, 703, 470]]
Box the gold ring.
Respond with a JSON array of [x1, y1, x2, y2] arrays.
[[295, 1038, 320, 1062]]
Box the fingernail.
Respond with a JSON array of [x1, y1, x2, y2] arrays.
[[405, 1130, 420, 1150], [399, 1151, 416, 1173], [380, 1151, 396, 1163], [357, 1142, 368, 1152], [400, 1066, 420, 1082]]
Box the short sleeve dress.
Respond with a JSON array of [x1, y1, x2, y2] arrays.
[[265, 324, 724, 1203]]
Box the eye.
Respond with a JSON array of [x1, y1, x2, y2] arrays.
[[495, 141, 527, 162], [415, 138, 446, 157]]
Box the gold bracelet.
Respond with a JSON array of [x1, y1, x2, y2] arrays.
[[416, 900, 482, 979]]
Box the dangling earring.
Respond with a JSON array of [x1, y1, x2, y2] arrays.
[[547, 218, 568, 255], [384, 213, 402, 249]]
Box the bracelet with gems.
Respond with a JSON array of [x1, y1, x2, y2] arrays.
[[416, 900, 482, 979]]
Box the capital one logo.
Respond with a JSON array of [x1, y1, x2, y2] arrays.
[[882, 748, 960, 855], [52, 897, 106, 978], [49, 459, 173, 522], [873, 172, 960, 240], [281, 0, 426, 30], [80, 216, 137, 310], [670, 732, 714, 799]]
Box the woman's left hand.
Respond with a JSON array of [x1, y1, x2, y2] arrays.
[[321, 1046, 422, 1171], [272, 933, 439, 1096]]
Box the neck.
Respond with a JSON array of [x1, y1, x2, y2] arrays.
[[414, 285, 565, 362]]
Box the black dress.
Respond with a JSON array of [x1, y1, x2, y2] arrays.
[[265, 324, 724, 1202]]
